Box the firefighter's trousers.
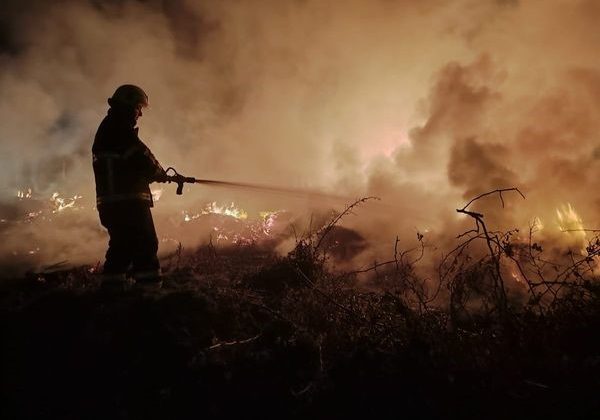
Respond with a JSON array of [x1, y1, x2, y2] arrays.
[[98, 201, 160, 278]]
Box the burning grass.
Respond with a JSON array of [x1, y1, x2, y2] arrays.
[[1, 195, 599, 419]]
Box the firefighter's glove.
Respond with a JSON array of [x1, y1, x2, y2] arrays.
[[154, 171, 170, 183]]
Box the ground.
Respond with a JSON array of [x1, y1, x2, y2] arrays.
[[1, 244, 599, 420]]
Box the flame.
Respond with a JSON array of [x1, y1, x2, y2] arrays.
[[177, 203, 286, 246], [202, 202, 248, 220], [26, 210, 43, 221], [532, 217, 544, 231], [10, 189, 85, 224], [183, 202, 249, 223], [556, 203, 584, 234], [183, 211, 201, 222], [50, 192, 83, 213], [17, 188, 32, 199], [553, 203, 588, 255], [511, 271, 521, 283], [151, 188, 163, 202], [259, 211, 279, 235]]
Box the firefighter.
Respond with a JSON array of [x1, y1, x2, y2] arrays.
[[92, 84, 167, 287]]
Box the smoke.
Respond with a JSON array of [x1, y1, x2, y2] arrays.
[[1, 0, 600, 275]]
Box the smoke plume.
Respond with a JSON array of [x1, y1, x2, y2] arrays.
[[1, 0, 600, 275]]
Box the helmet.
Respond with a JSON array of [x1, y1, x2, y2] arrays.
[[108, 84, 149, 108]]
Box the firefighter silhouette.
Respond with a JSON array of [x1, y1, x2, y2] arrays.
[[92, 85, 167, 286]]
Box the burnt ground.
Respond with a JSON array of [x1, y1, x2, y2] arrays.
[[1, 245, 599, 420]]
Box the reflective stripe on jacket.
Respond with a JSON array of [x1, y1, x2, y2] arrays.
[[92, 110, 165, 207]]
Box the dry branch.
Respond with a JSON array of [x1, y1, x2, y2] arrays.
[[314, 196, 379, 251]]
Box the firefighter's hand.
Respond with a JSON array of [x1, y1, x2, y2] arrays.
[[154, 171, 170, 183]]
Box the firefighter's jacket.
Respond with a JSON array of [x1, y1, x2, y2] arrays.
[[92, 109, 165, 207]]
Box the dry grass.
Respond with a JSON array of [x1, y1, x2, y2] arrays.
[[1, 195, 599, 419]]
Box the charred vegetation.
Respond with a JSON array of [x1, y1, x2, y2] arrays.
[[1, 193, 599, 419]]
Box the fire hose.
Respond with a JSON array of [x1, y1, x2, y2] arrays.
[[162, 167, 348, 200], [161, 168, 436, 224], [163, 167, 197, 195]]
